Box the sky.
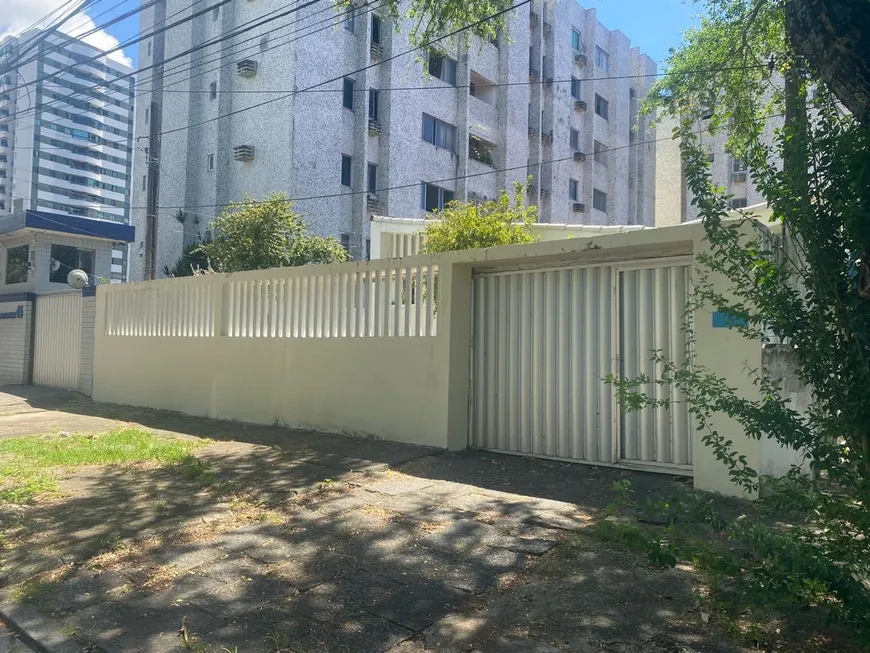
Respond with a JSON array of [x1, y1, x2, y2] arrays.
[[1, 0, 700, 73]]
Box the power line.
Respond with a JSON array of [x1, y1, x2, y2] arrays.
[[3, 0, 326, 124], [0, 0, 94, 74], [3, 0, 237, 95], [162, 0, 533, 137], [10, 62, 775, 153]]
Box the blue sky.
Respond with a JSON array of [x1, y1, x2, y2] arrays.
[[86, 0, 700, 70]]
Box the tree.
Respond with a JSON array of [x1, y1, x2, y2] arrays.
[[163, 241, 211, 278], [420, 185, 538, 254], [785, 0, 870, 124], [616, 0, 870, 641], [197, 194, 347, 273]]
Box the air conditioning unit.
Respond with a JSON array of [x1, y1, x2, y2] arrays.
[[572, 202, 586, 212], [236, 59, 258, 77], [542, 76, 553, 87], [370, 42, 383, 58], [527, 126, 538, 137], [732, 171, 747, 182], [366, 193, 381, 210], [573, 151, 586, 162], [233, 145, 255, 161], [543, 22, 552, 36], [574, 52, 587, 66], [527, 183, 538, 195], [574, 99, 587, 111], [368, 119, 381, 135], [539, 187, 550, 198], [541, 131, 552, 145], [529, 11, 538, 25], [528, 67, 539, 79]]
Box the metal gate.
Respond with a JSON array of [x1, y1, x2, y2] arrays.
[[33, 292, 82, 389], [469, 259, 693, 474]]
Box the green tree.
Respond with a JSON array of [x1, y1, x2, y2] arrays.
[[611, 0, 870, 641], [198, 194, 347, 273], [420, 185, 538, 254]]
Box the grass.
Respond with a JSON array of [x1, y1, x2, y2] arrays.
[[0, 427, 208, 504]]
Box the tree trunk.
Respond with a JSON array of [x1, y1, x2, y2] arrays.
[[785, 0, 870, 125]]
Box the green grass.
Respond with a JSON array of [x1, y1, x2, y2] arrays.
[[0, 427, 207, 504]]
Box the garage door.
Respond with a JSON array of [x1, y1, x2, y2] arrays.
[[469, 259, 693, 474]]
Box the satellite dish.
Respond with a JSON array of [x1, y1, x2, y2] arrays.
[[50, 258, 61, 272], [67, 269, 89, 290]]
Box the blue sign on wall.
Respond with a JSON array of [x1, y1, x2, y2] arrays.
[[0, 305, 24, 320], [712, 310, 747, 329]]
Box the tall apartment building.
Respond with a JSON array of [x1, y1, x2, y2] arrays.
[[132, 0, 656, 280], [655, 112, 785, 226], [0, 29, 135, 281]]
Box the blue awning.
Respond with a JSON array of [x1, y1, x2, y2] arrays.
[[0, 209, 135, 243]]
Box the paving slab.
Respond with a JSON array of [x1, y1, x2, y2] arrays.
[[367, 580, 472, 631], [418, 519, 505, 555]]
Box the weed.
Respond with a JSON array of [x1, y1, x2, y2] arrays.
[[266, 625, 293, 650], [169, 455, 215, 486]]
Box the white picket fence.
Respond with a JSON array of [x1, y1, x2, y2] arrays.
[[103, 262, 440, 339]]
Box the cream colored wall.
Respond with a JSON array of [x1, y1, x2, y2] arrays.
[[92, 223, 780, 497]]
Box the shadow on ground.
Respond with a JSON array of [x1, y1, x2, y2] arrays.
[[0, 387, 741, 652]]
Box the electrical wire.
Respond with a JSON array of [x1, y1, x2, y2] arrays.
[[162, 0, 533, 137]]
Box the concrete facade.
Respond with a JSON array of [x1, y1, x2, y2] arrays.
[[131, 0, 656, 281], [654, 113, 784, 225], [0, 30, 135, 281]]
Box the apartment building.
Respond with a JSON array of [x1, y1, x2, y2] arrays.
[[0, 29, 135, 282], [655, 112, 785, 225], [132, 0, 656, 280]]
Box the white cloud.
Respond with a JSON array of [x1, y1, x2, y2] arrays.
[[1, 0, 133, 67]]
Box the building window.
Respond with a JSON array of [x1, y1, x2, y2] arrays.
[[345, 8, 355, 32], [421, 182, 454, 212], [144, 107, 149, 124], [570, 128, 580, 151], [343, 78, 355, 110], [368, 88, 379, 121], [731, 197, 748, 209], [732, 158, 747, 172], [4, 245, 28, 285], [468, 135, 494, 166], [259, 35, 269, 51], [212, 6, 219, 21], [428, 52, 457, 86], [569, 179, 578, 201], [142, 175, 146, 191], [595, 46, 609, 71], [365, 238, 371, 260], [340, 233, 350, 253], [341, 154, 352, 187], [371, 15, 381, 45], [367, 162, 377, 193], [570, 77, 581, 100], [49, 244, 94, 284], [209, 81, 217, 100], [593, 140, 607, 165], [207, 154, 214, 171], [147, 40, 152, 57], [571, 29, 582, 52], [593, 188, 607, 212], [594, 94, 609, 120], [422, 114, 456, 151]]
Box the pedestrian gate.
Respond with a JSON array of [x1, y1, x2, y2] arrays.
[[469, 259, 693, 474], [33, 292, 82, 389]]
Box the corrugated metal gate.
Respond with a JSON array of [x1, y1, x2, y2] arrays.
[[469, 259, 693, 474], [33, 292, 82, 389]]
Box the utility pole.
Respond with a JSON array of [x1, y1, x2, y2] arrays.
[[144, 99, 161, 280]]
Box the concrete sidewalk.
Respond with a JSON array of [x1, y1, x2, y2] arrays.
[[0, 387, 736, 653]]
